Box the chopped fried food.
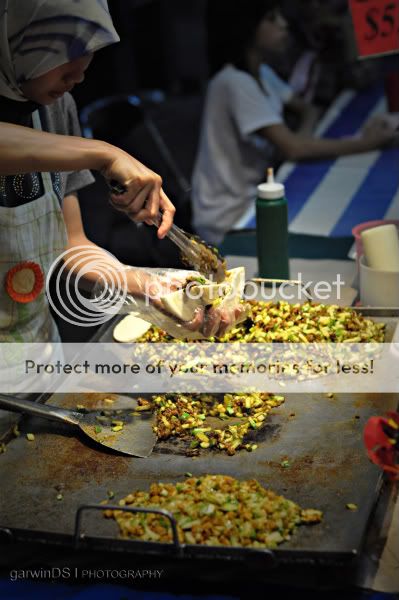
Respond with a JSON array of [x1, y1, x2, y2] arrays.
[[181, 236, 226, 282], [132, 302, 384, 454], [104, 475, 322, 548], [151, 393, 284, 455], [138, 301, 385, 344]]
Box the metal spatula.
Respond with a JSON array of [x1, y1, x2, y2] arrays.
[[0, 394, 156, 457]]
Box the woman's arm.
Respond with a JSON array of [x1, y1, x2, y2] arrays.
[[258, 120, 396, 162], [0, 121, 110, 175], [0, 122, 174, 237], [62, 193, 150, 297], [62, 195, 232, 337]]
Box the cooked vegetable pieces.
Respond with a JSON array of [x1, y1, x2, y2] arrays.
[[104, 475, 322, 548], [142, 393, 284, 455], [137, 301, 385, 343]]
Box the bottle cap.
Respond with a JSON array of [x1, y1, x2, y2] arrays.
[[257, 167, 285, 200]]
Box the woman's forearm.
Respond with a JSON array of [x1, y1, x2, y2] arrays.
[[0, 120, 176, 236], [262, 122, 393, 163], [0, 121, 113, 175], [63, 237, 149, 297], [287, 135, 376, 161]]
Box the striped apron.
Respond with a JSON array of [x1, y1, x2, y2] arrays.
[[0, 110, 67, 343]]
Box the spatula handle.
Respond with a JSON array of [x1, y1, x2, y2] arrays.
[[0, 395, 80, 426]]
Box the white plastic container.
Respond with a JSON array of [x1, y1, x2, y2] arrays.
[[360, 224, 399, 272], [360, 256, 399, 307]]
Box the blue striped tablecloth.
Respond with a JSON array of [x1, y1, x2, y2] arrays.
[[234, 85, 399, 237]]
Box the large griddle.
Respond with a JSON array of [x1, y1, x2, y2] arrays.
[[0, 389, 397, 566], [1, 307, 398, 567]]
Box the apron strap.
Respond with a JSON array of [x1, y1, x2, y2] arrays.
[[31, 110, 55, 196]]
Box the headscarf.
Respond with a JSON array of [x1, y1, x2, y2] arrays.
[[0, 0, 120, 102]]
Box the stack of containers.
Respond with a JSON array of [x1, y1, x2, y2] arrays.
[[353, 221, 399, 307]]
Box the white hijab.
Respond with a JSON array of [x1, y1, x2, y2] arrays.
[[0, 0, 120, 101]]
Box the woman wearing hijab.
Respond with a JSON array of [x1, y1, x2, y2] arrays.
[[0, 0, 235, 342]]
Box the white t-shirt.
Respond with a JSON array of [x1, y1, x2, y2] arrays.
[[192, 64, 293, 245]]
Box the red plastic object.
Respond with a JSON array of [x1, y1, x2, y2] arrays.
[[364, 412, 399, 479]]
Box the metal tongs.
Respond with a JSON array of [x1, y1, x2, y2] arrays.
[[108, 180, 226, 282]]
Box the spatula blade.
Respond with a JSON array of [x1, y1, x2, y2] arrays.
[[76, 396, 156, 457], [79, 414, 156, 458]]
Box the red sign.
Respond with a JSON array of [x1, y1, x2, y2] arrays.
[[349, 0, 399, 57]]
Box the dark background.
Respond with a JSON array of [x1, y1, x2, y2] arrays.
[[74, 0, 209, 107], [73, 0, 389, 109]]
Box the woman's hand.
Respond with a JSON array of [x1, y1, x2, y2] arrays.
[[126, 269, 248, 338], [199, 303, 249, 338], [361, 115, 398, 150], [101, 149, 176, 238], [149, 298, 248, 339]]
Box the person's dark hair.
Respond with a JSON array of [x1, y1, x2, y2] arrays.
[[206, 0, 281, 75]]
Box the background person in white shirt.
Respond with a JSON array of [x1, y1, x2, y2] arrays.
[[192, 0, 396, 246]]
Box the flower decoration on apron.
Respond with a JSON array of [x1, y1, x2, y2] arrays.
[[5, 261, 44, 304]]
